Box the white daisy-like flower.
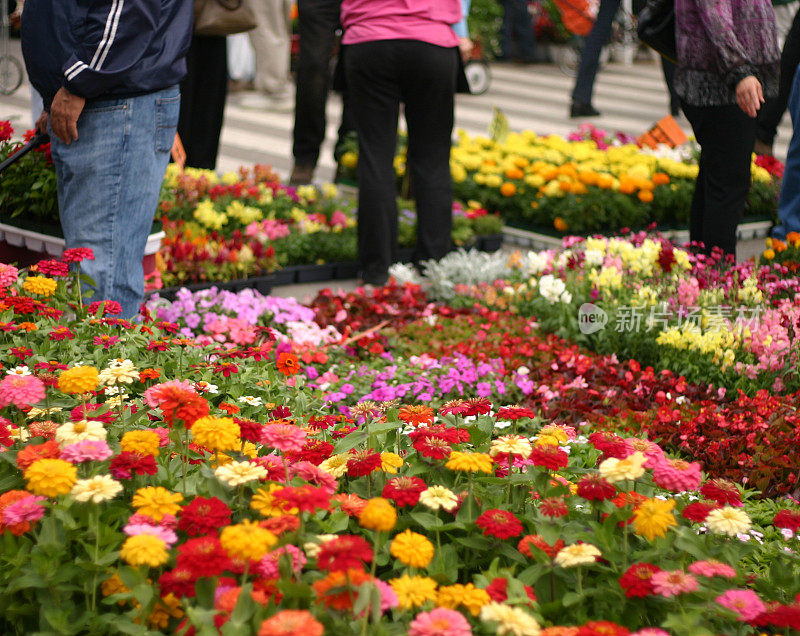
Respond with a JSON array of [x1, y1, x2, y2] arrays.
[[98, 360, 137, 386], [55, 419, 107, 446], [214, 461, 267, 487], [71, 475, 123, 503], [6, 365, 30, 376], [195, 381, 219, 394], [238, 395, 263, 406]]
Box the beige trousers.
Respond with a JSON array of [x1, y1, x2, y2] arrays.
[[247, 0, 292, 97]]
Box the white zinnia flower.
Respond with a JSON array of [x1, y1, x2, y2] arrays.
[[214, 461, 267, 487], [71, 475, 123, 503], [55, 419, 107, 446]]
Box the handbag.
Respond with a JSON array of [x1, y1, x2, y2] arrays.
[[637, 0, 677, 63], [194, 0, 257, 37]]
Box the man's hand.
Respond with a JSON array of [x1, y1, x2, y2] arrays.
[[50, 87, 85, 144], [736, 76, 764, 118], [35, 110, 48, 135], [458, 37, 474, 62]]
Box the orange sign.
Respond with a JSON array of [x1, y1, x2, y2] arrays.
[[638, 116, 687, 149], [171, 133, 187, 170]]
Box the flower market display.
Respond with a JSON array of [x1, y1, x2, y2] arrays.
[[2, 237, 800, 636]]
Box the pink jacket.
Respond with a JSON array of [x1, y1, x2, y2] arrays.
[[341, 0, 461, 47]]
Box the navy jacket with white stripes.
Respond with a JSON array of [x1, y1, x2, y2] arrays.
[[21, 0, 193, 109]]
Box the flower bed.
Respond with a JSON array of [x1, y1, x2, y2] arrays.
[[2, 254, 800, 635]]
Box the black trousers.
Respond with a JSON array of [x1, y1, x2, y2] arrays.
[[177, 36, 228, 170], [757, 8, 800, 146], [682, 103, 756, 255], [572, 0, 620, 104], [293, 0, 354, 168], [345, 40, 457, 283]]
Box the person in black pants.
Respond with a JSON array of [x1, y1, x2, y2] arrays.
[[346, 41, 457, 286], [290, 0, 354, 185], [756, 8, 800, 156], [500, 0, 537, 63], [570, 0, 620, 117], [177, 36, 228, 170]]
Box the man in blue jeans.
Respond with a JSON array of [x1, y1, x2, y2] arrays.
[[20, 0, 192, 318], [774, 62, 800, 240]]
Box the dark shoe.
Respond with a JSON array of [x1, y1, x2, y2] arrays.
[[754, 138, 774, 157], [570, 101, 600, 118], [289, 164, 314, 186], [670, 102, 681, 117]]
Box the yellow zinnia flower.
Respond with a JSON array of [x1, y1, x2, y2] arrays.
[[131, 486, 183, 521], [251, 483, 298, 517], [706, 506, 752, 536], [632, 497, 677, 541], [380, 452, 404, 474], [389, 574, 438, 609], [120, 430, 161, 457], [480, 602, 542, 636], [554, 543, 601, 568], [418, 486, 458, 512], [358, 497, 397, 532], [390, 529, 434, 568], [24, 458, 77, 497], [191, 416, 240, 452], [58, 366, 99, 394], [120, 534, 169, 567], [319, 454, 348, 478], [490, 435, 532, 459], [71, 475, 123, 503], [598, 451, 647, 483], [220, 520, 277, 561], [445, 451, 493, 474], [22, 276, 57, 297], [437, 583, 492, 616]]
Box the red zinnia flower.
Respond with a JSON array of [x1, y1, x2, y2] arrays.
[[485, 576, 537, 603], [109, 451, 158, 479], [398, 405, 435, 427], [284, 439, 335, 466], [495, 407, 537, 421], [71, 402, 115, 423], [49, 326, 76, 341], [312, 569, 372, 610], [32, 259, 70, 277], [462, 397, 492, 416], [587, 432, 629, 460], [176, 536, 231, 578], [751, 603, 800, 630], [576, 621, 630, 636], [618, 562, 661, 598], [539, 497, 569, 518], [439, 400, 468, 416], [271, 485, 330, 513], [576, 474, 616, 501], [700, 479, 742, 507], [529, 445, 569, 471], [236, 418, 265, 443], [681, 501, 719, 523], [413, 435, 452, 459], [178, 496, 232, 536], [62, 247, 95, 263], [346, 449, 382, 477], [219, 401, 240, 415], [259, 514, 301, 536], [382, 476, 426, 507], [476, 509, 523, 539], [774, 509, 800, 532], [158, 567, 197, 598], [86, 300, 122, 315], [316, 535, 373, 572], [518, 534, 565, 559], [16, 440, 60, 471]]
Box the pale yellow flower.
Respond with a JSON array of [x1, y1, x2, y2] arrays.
[[480, 602, 541, 636], [55, 419, 107, 446], [214, 461, 267, 487], [706, 506, 752, 536], [418, 486, 458, 512], [490, 435, 532, 459], [319, 454, 348, 478], [71, 475, 123, 503], [554, 543, 601, 568], [598, 451, 646, 483]]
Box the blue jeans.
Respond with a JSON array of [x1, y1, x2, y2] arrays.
[[775, 64, 800, 240], [50, 86, 180, 318]]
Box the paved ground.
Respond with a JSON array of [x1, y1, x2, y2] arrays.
[[0, 41, 787, 298]]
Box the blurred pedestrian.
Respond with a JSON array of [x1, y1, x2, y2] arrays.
[[342, 0, 469, 286], [21, 0, 191, 317], [178, 35, 229, 170], [240, 0, 293, 112], [569, 0, 619, 117], [290, 0, 354, 185], [675, 0, 780, 255], [499, 0, 537, 63]]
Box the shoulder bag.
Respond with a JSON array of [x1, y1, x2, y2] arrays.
[[194, 0, 257, 37], [637, 0, 677, 63]]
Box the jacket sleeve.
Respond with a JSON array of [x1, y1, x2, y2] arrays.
[[61, 0, 162, 99], [693, 0, 755, 88]]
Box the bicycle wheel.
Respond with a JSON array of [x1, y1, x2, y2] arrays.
[[464, 59, 491, 96], [0, 55, 23, 96]]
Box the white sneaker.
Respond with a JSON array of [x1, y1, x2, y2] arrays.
[[238, 92, 294, 113]]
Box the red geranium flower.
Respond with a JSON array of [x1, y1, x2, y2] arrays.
[[700, 479, 743, 507], [476, 509, 523, 539], [178, 496, 232, 536], [382, 476, 426, 507], [346, 449, 382, 477], [316, 535, 373, 572], [576, 474, 616, 501], [618, 562, 661, 598], [529, 445, 569, 471]]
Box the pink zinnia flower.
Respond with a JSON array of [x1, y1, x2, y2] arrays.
[[0, 263, 19, 288], [288, 460, 338, 494], [152, 427, 171, 447], [374, 578, 399, 612], [0, 374, 45, 408], [123, 523, 178, 546], [61, 247, 95, 263], [2, 495, 47, 526], [60, 440, 113, 463], [623, 437, 665, 468], [143, 379, 197, 407], [127, 512, 178, 529], [715, 589, 766, 621], [409, 608, 472, 636], [688, 560, 737, 579], [261, 423, 307, 453], [651, 570, 699, 597], [253, 544, 306, 579], [253, 454, 287, 482], [632, 630, 670, 636], [653, 458, 702, 492]]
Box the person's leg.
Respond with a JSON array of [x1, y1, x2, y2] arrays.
[[401, 43, 457, 264], [50, 87, 179, 318], [345, 40, 401, 285], [510, 0, 537, 62], [177, 36, 228, 169], [292, 0, 340, 179], [661, 57, 680, 116], [686, 105, 755, 255], [500, 0, 514, 60], [775, 63, 800, 240], [245, 0, 292, 105], [757, 8, 800, 152], [571, 0, 621, 112], [682, 103, 707, 248]]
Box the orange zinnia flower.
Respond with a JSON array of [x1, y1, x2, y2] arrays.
[[398, 404, 435, 427], [276, 352, 300, 376], [312, 569, 372, 610], [219, 402, 240, 415]]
